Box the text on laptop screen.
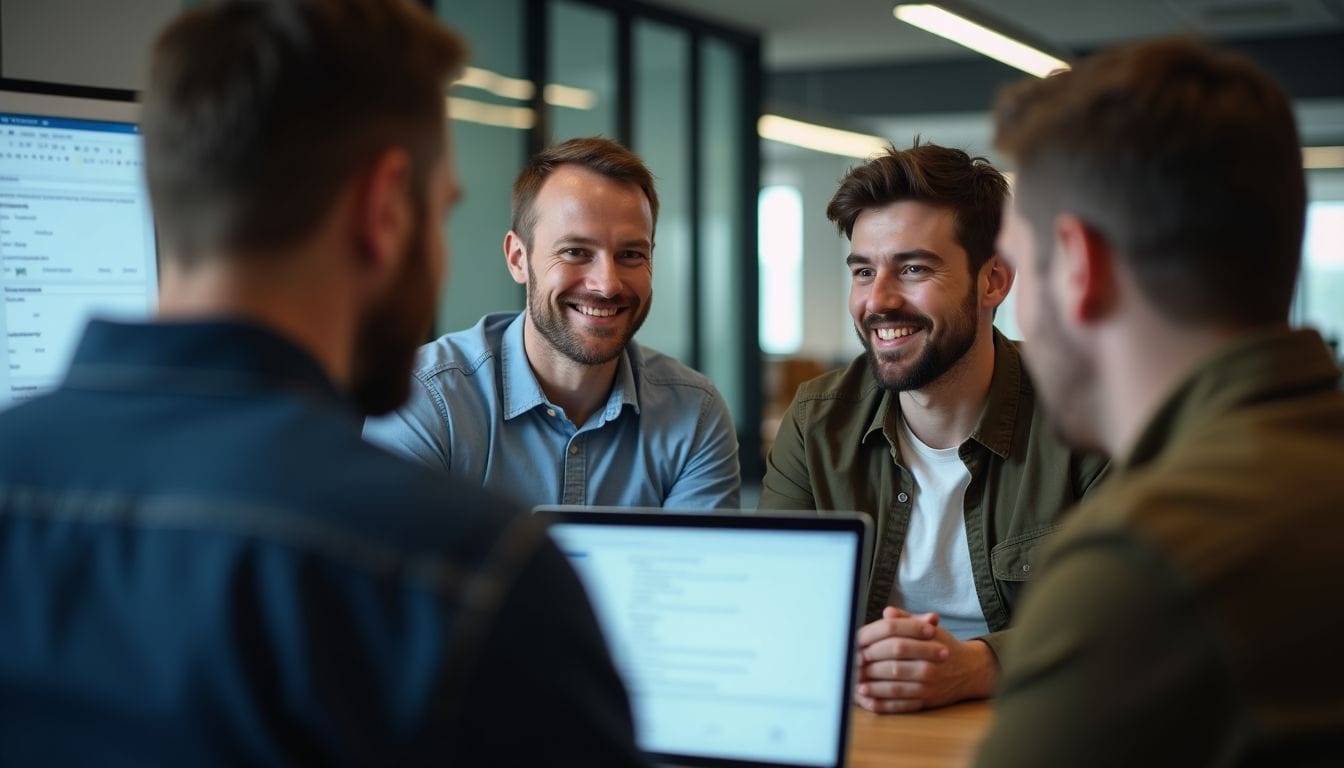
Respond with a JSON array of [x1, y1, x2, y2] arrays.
[[1, 99, 158, 410], [549, 523, 860, 767]]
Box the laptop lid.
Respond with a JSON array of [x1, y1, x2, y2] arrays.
[[539, 506, 871, 768]]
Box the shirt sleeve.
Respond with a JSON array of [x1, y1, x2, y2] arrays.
[[975, 531, 1235, 768], [362, 376, 452, 474], [758, 397, 816, 510], [661, 387, 742, 510], [454, 535, 651, 767]]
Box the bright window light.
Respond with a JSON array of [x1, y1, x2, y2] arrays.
[[759, 186, 805, 355], [1296, 201, 1344, 355]]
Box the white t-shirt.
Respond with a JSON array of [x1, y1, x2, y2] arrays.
[[887, 416, 991, 640]]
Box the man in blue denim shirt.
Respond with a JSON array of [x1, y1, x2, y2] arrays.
[[0, 2, 645, 765], [365, 138, 741, 510]]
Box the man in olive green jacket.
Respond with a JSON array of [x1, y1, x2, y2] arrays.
[[760, 143, 1106, 714], [980, 37, 1344, 765]]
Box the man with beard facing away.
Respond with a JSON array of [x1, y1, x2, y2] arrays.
[[760, 142, 1107, 713], [0, 1, 645, 765], [978, 37, 1344, 765], [366, 137, 741, 510]]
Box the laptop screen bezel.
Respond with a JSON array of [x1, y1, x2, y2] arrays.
[[537, 506, 872, 768]]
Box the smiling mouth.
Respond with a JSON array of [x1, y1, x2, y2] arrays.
[[874, 326, 918, 341], [571, 303, 624, 318]]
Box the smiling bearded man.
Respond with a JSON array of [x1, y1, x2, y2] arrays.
[[759, 141, 1108, 715], [365, 137, 740, 512]]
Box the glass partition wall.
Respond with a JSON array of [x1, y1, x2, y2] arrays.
[[430, 0, 765, 480]]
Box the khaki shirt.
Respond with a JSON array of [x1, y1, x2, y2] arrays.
[[760, 331, 1107, 659], [979, 328, 1344, 766]]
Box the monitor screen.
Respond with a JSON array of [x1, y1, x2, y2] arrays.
[[0, 88, 158, 410]]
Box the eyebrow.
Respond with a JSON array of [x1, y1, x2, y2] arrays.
[[845, 248, 945, 267], [553, 235, 653, 250]]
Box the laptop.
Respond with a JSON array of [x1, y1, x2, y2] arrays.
[[538, 506, 871, 768]]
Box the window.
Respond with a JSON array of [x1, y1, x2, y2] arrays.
[[758, 185, 803, 355], [1297, 200, 1344, 360]]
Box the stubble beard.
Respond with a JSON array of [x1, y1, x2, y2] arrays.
[[526, 259, 650, 366]]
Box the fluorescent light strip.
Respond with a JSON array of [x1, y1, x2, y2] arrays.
[[455, 65, 597, 110], [458, 66, 535, 101], [1304, 146, 1344, 170], [543, 83, 598, 110], [894, 4, 1069, 78], [446, 96, 535, 130], [758, 114, 888, 159]]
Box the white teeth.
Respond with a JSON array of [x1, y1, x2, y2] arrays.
[[875, 327, 916, 341], [577, 305, 619, 317]]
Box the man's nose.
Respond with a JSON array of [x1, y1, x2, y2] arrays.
[[866, 271, 904, 315], [585, 254, 622, 297]]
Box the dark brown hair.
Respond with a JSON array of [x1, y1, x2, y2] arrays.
[[826, 141, 1008, 275], [511, 137, 659, 248], [994, 37, 1305, 327], [143, 0, 466, 263]]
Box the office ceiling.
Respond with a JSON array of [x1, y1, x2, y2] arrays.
[[651, 0, 1344, 151], [656, 0, 1344, 68]]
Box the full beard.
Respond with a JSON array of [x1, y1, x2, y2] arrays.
[[859, 285, 978, 392], [350, 209, 434, 416]]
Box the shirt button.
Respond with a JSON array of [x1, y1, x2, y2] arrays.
[[569, 444, 579, 455], [546, 408, 556, 417], [897, 492, 909, 503], [1022, 564, 1032, 574]]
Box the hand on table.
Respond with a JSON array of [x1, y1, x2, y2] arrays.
[[853, 606, 998, 713]]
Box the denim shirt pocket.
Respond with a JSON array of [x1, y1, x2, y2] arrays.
[[990, 524, 1063, 582]]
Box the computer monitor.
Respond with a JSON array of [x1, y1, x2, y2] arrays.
[[0, 85, 159, 410]]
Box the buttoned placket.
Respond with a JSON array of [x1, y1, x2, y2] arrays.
[[866, 444, 916, 623], [562, 435, 586, 504]]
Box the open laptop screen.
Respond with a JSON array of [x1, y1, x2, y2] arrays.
[[543, 508, 870, 768]]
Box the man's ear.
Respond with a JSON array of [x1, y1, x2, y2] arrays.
[[980, 253, 1015, 312], [1053, 213, 1116, 324], [503, 230, 528, 286], [354, 148, 413, 283]]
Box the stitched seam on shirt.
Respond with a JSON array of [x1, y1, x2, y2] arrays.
[[792, 374, 881, 407], [992, 521, 1065, 552], [418, 375, 455, 470], [416, 348, 494, 382], [0, 485, 470, 596]]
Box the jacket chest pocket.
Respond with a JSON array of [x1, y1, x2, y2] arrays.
[[990, 525, 1061, 582]]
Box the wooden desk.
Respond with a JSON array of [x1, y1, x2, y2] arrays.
[[848, 700, 992, 768]]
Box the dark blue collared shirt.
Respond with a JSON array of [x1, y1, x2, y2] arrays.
[[0, 319, 644, 766]]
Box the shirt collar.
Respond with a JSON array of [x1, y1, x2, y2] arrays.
[[500, 312, 547, 420], [861, 329, 1021, 459], [499, 311, 639, 423], [605, 345, 640, 419], [968, 330, 1024, 459], [1122, 327, 1342, 469]]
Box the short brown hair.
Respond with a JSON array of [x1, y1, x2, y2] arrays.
[[511, 137, 659, 248], [144, 0, 466, 263], [993, 37, 1305, 327], [826, 141, 1008, 275]]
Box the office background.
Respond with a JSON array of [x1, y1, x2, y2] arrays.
[[4, 0, 1342, 489]]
